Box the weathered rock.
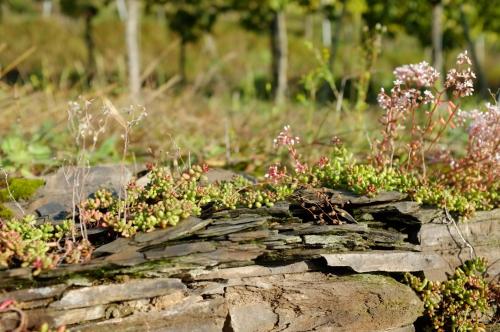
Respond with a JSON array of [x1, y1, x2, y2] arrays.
[[211, 214, 268, 226], [262, 233, 302, 244], [35, 202, 68, 220], [224, 273, 422, 332], [211, 201, 291, 219], [104, 249, 146, 266], [0, 284, 67, 303], [356, 201, 421, 217], [29, 165, 132, 219], [295, 189, 407, 207], [330, 189, 407, 205], [419, 218, 500, 249], [467, 209, 500, 223], [322, 251, 447, 272], [76, 297, 228, 332], [3, 190, 499, 330], [197, 217, 268, 237], [227, 229, 270, 242], [192, 261, 311, 281], [304, 234, 359, 248], [94, 237, 137, 255], [383, 325, 415, 332], [50, 278, 186, 309], [424, 245, 500, 281], [28, 306, 106, 329], [174, 243, 264, 267], [144, 241, 216, 260], [133, 216, 212, 245], [288, 223, 368, 235]]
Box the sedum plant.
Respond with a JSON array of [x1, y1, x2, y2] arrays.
[[265, 124, 498, 215], [78, 163, 295, 237], [405, 258, 494, 332], [0, 215, 73, 274], [266, 52, 499, 215]]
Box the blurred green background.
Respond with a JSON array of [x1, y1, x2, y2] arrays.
[[0, 0, 498, 175]]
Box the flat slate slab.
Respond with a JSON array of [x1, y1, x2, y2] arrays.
[[50, 278, 186, 309], [133, 216, 213, 245], [29, 165, 133, 220], [322, 251, 448, 272]]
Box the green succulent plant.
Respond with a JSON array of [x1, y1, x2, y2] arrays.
[[405, 258, 494, 332]]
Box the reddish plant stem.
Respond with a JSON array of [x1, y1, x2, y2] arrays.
[[426, 100, 461, 153]]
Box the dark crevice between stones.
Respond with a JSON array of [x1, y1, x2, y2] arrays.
[[359, 211, 422, 245], [222, 311, 234, 332]]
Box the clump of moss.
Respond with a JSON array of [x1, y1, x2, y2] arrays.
[[0, 178, 44, 218], [0, 204, 13, 219], [0, 178, 45, 202]]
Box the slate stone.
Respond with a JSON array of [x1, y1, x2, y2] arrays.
[[356, 201, 421, 216], [94, 237, 136, 255], [144, 242, 216, 260], [368, 228, 408, 243], [411, 207, 446, 224], [262, 233, 302, 244], [27, 306, 106, 329], [211, 214, 268, 226], [272, 222, 310, 232], [424, 245, 500, 281], [419, 217, 500, 249], [296, 188, 406, 206], [228, 301, 277, 332], [211, 201, 291, 219], [288, 223, 368, 235], [193, 261, 311, 281], [133, 217, 213, 245], [35, 202, 68, 220], [196, 219, 268, 237], [304, 235, 351, 247], [322, 251, 447, 272], [75, 297, 228, 332], [0, 284, 67, 303], [175, 243, 264, 267], [466, 208, 500, 223], [104, 249, 146, 267], [50, 278, 186, 309], [228, 229, 270, 242], [0, 267, 33, 290], [331, 190, 408, 205], [224, 273, 422, 332], [28, 165, 132, 217]]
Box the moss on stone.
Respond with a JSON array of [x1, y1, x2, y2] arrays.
[[0, 203, 13, 219], [0, 178, 45, 202], [0, 178, 44, 219]]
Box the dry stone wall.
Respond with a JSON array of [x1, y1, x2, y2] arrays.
[[1, 167, 499, 331]]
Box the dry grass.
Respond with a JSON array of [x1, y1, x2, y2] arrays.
[[1, 13, 495, 175], [0, 76, 381, 175]]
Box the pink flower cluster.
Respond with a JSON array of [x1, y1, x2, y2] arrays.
[[445, 51, 476, 97], [374, 51, 479, 170], [274, 125, 300, 147], [265, 164, 287, 183], [378, 61, 440, 114], [377, 85, 434, 114], [457, 103, 500, 173], [393, 61, 439, 88], [266, 125, 308, 183]]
